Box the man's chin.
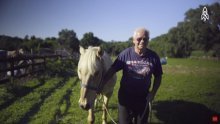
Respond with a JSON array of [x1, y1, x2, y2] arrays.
[[138, 45, 145, 49]]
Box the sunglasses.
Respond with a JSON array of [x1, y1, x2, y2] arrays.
[[136, 37, 148, 42]]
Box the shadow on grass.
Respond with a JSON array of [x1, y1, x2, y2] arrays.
[[153, 100, 219, 124], [0, 72, 74, 112], [18, 78, 68, 124], [53, 79, 79, 122], [0, 78, 46, 111]]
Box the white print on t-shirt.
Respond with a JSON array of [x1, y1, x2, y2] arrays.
[[126, 60, 153, 79]]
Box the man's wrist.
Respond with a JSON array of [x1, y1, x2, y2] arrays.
[[150, 90, 156, 95]]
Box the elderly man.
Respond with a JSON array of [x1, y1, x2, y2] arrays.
[[101, 28, 163, 124]]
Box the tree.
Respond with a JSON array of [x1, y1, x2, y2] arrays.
[[30, 36, 43, 54], [58, 29, 79, 53], [80, 32, 103, 48], [184, 3, 220, 52], [149, 34, 170, 57], [0, 35, 23, 50], [149, 2, 220, 58], [41, 37, 58, 50]]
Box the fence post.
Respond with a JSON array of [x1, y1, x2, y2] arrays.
[[31, 57, 35, 74], [43, 57, 46, 71], [10, 60, 14, 83]]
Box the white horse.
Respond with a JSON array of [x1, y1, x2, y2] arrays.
[[78, 46, 116, 124], [7, 48, 24, 58]]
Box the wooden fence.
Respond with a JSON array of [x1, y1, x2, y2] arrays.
[[0, 55, 60, 84]]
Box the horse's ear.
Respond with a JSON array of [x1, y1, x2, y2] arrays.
[[79, 46, 85, 55], [97, 46, 104, 58]]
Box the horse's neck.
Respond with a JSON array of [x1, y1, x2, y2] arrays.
[[102, 52, 113, 70]]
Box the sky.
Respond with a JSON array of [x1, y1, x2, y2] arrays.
[[0, 0, 219, 41]]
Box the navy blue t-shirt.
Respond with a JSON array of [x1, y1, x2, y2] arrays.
[[112, 47, 163, 107]]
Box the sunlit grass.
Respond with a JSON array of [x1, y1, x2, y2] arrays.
[[0, 77, 63, 123], [29, 78, 78, 124], [158, 58, 220, 111], [0, 58, 219, 123]]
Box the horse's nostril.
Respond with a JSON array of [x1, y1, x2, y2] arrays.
[[79, 104, 84, 109]]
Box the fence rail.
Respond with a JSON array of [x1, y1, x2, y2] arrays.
[[0, 54, 60, 84]]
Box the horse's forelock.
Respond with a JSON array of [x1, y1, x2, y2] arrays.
[[79, 47, 102, 75]]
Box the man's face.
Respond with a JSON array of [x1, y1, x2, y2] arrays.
[[133, 31, 149, 50]]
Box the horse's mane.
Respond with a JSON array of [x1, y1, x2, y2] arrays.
[[80, 47, 102, 75]]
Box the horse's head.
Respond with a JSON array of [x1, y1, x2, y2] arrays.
[[78, 46, 104, 110]]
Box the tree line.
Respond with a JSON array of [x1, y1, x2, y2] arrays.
[[0, 29, 132, 57], [0, 2, 219, 58], [149, 2, 220, 58]]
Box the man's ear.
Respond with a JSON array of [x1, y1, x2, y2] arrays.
[[79, 46, 85, 55], [97, 46, 104, 58]]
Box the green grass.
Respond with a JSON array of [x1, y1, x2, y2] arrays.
[[0, 58, 219, 124], [152, 58, 220, 123], [29, 78, 78, 124], [0, 77, 63, 123], [191, 50, 214, 57]]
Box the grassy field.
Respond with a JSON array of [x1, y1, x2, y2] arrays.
[[0, 58, 219, 124]]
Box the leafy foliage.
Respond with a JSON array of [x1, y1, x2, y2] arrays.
[[101, 40, 133, 56], [46, 58, 77, 77], [58, 29, 79, 53], [149, 2, 220, 58], [80, 32, 103, 48], [0, 35, 23, 50]]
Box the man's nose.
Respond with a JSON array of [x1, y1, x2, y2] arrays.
[[140, 39, 144, 43]]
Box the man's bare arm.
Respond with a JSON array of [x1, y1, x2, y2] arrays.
[[98, 67, 117, 92], [148, 75, 162, 101]]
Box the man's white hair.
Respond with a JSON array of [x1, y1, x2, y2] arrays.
[[133, 28, 149, 39]]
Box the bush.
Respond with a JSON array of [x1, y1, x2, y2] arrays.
[[46, 58, 77, 77]]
